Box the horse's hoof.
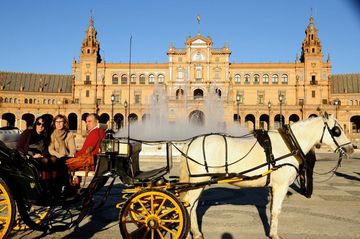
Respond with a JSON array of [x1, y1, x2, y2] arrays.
[[269, 235, 282, 239], [194, 236, 204, 239]]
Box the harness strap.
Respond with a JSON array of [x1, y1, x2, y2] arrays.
[[278, 125, 307, 166], [223, 135, 229, 174], [253, 129, 275, 186], [202, 135, 209, 173], [188, 152, 298, 178]]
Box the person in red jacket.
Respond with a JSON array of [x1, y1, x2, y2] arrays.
[[70, 113, 105, 187], [75, 113, 105, 157]]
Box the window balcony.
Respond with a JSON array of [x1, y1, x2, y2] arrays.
[[310, 80, 318, 85]]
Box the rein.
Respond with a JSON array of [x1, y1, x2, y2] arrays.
[[320, 121, 352, 155]]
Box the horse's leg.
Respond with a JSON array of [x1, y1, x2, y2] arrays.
[[184, 187, 204, 239], [269, 183, 289, 239]]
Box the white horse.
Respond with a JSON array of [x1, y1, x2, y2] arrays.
[[180, 114, 354, 239]]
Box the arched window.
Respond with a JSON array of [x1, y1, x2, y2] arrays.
[[140, 74, 146, 84], [149, 74, 155, 84], [43, 99, 46, 104], [193, 89, 203, 100], [244, 74, 250, 84], [272, 74, 279, 84], [176, 89, 184, 99], [234, 74, 240, 84], [263, 74, 269, 84], [112, 74, 119, 84], [130, 74, 136, 84], [254, 74, 260, 84], [24, 98, 28, 104], [121, 74, 128, 84], [281, 74, 288, 84], [158, 74, 164, 84], [9, 98, 13, 103]]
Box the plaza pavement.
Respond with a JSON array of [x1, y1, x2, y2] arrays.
[[10, 152, 360, 239]]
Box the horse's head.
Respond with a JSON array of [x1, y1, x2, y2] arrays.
[[319, 112, 354, 156]]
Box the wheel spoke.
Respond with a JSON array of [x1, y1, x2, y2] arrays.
[[119, 189, 189, 239], [0, 206, 7, 213], [150, 194, 154, 214], [138, 199, 151, 216], [158, 207, 177, 219], [129, 207, 147, 220], [159, 223, 177, 236], [161, 219, 180, 223], [155, 198, 166, 216], [156, 228, 165, 239]]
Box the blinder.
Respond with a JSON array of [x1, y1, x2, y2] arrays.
[[331, 126, 341, 137]]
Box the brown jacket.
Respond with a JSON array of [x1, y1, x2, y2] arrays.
[[48, 131, 76, 158]]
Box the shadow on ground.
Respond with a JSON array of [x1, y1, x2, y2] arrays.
[[196, 187, 270, 237], [335, 171, 360, 182]]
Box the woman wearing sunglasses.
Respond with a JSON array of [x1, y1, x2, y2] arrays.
[[16, 116, 52, 192]]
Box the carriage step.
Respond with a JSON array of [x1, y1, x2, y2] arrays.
[[74, 171, 95, 177]]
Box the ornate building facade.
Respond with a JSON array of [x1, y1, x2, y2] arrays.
[[1, 16, 360, 144]]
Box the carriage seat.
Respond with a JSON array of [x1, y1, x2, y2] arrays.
[[134, 166, 168, 183], [0, 126, 21, 149]]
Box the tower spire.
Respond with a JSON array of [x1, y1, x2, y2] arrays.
[[300, 15, 322, 63], [80, 14, 101, 63]]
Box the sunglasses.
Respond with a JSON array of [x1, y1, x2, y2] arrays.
[[36, 122, 45, 126]]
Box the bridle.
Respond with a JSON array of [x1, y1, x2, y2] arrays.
[[319, 119, 352, 156]]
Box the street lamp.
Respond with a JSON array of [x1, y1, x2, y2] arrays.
[[124, 100, 128, 127], [334, 98, 340, 118], [267, 101, 272, 130], [279, 94, 283, 127], [236, 95, 240, 124], [111, 94, 115, 130]]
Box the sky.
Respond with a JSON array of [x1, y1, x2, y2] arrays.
[[1, 0, 360, 75]]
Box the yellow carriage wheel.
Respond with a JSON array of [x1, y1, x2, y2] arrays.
[[0, 178, 16, 239], [119, 188, 189, 239], [13, 205, 52, 231]]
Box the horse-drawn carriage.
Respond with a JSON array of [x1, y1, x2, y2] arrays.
[[0, 114, 354, 239], [0, 128, 191, 238]]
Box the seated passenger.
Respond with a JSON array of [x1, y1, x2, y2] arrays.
[[48, 114, 76, 191], [49, 114, 76, 158], [68, 113, 105, 187], [16, 117, 53, 191], [74, 113, 105, 157]]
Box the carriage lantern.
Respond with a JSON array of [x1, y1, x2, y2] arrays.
[[100, 139, 119, 154]]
